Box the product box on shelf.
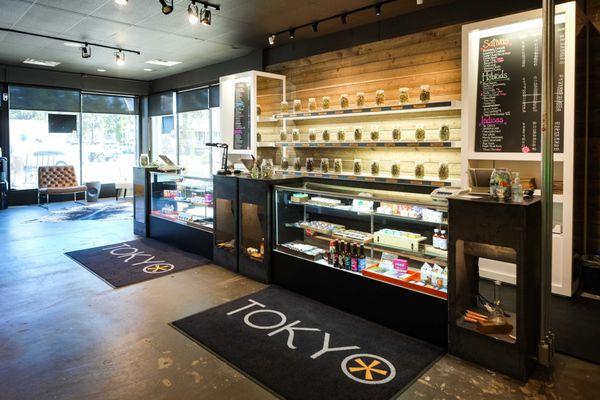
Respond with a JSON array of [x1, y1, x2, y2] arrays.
[[373, 228, 427, 251]]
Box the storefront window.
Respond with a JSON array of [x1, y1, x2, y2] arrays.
[[9, 109, 80, 190], [81, 113, 138, 184], [178, 109, 211, 177], [8, 86, 139, 190]]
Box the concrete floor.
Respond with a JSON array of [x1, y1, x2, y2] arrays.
[[0, 200, 599, 400]]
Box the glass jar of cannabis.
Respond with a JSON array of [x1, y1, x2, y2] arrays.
[[322, 129, 330, 142], [280, 101, 289, 113], [419, 85, 431, 103], [261, 158, 274, 179], [439, 124, 450, 141], [414, 161, 425, 179], [375, 89, 385, 106], [415, 125, 426, 141], [292, 129, 300, 142], [280, 130, 287, 142], [322, 96, 331, 110], [293, 99, 302, 113], [320, 158, 329, 173], [370, 126, 380, 141], [392, 128, 401, 141], [308, 97, 317, 112], [438, 162, 449, 180], [308, 128, 317, 142], [293, 157, 302, 171], [391, 162, 400, 177], [340, 94, 349, 109], [256, 131, 262, 143], [353, 159, 362, 175], [356, 92, 365, 108], [370, 160, 380, 176], [305, 157, 315, 172], [399, 87, 410, 104], [337, 129, 346, 142], [281, 157, 289, 171], [354, 127, 363, 141], [256, 104, 261, 116], [334, 158, 343, 173]]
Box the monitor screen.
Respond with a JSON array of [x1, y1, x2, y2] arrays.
[[48, 114, 77, 133]]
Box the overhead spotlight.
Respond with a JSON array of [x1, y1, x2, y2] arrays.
[[115, 51, 125, 66], [200, 6, 211, 25], [289, 29, 295, 39], [375, 4, 382, 16], [159, 0, 174, 15], [81, 44, 91, 59], [311, 22, 318, 32], [114, 0, 128, 5], [268, 34, 275, 46], [188, 2, 199, 24], [341, 13, 348, 24]]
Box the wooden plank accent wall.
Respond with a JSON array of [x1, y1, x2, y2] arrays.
[[258, 24, 463, 181]]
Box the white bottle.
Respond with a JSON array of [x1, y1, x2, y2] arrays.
[[439, 230, 448, 250], [433, 229, 440, 249], [511, 172, 524, 202]]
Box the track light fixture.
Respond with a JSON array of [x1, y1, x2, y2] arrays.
[[188, 2, 199, 24], [200, 6, 211, 26], [267, 0, 398, 45], [114, 0, 128, 5], [115, 51, 125, 66], [81, 44, 91, 59], [159, 0, 174, 15]]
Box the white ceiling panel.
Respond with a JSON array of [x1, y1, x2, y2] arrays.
[[0, 0, 451, 80]]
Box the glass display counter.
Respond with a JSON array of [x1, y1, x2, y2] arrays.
[[274, 182, 449, 299], [150, 172, 214, 232]]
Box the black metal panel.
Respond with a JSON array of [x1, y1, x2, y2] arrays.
[[272, 251, 448, 348], [448, 196, 541, 380], [213, 175, 239, 272], [149, 215, 213, 259], [133, 166, 157, 236]]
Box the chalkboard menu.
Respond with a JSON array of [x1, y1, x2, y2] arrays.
[[233, 81, 251, 151], [475, 22, 565, 153]]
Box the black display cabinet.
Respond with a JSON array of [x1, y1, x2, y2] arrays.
[[133, 166, 158, 236], [448, 196, 541, 380], [213, 175, 239, 272]]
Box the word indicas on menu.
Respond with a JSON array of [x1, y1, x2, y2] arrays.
[[475, 22, 565, 153], [233, 81, 251, 151]]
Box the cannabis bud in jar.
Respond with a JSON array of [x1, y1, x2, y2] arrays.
[[322, 129, 330, 142], [398, 87, 410, 104], [391, 162, 400, 177], [356, 92, 365, 107], [353, 159, 362, 175], [340, 94, 349, 109], [415, 125, 426, 141], [322, 96, 330, 110], [439, 124, 450, 141], [375, 90, 385, 106], [337, 129, 346, 142], [414, 161, 425, 179], [320, 158, 329, 173], [419, 85, 431, 103], [392, 128, 401, 141], [334, 158, 343, 173]]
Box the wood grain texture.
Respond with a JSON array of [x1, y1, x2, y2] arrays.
[[259, 24, 463, 180]]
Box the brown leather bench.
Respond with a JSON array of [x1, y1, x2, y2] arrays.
[[38, 165, 87, 207]]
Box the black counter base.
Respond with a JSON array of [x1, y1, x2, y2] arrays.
[[149, 215, 213, 260], [272, 250, 448, 348]]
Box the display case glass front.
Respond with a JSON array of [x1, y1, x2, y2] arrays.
[[275, 182, 449, 299], [150, 172, 213, 232]]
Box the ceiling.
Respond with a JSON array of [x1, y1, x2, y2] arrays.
[[0, 0, 448, 81]]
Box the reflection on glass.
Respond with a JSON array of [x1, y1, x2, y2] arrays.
[[215, 198, 236, 252], [241, 203, 265, 262], [151, 115, 177, 162]]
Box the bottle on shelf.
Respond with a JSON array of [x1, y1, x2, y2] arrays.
[[433, 228, 440, 249], [260, 238, 265, 256], [345, 241, 352, 270], [333, 240, 340, 268], [329, 240, 335, 266], [351, 243, 358, 272], [338, 241, 346, 269], [358, 244, 366, 272], [439, 230, 448, 250], [511, 172, 524, 202]]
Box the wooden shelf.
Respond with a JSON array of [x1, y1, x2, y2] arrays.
[[258, 140, 461, 149], [276, 169, 458, 187], [271, 100, 461, 121]]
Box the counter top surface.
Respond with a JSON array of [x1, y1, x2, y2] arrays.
[[449, 194, 541, 206]]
